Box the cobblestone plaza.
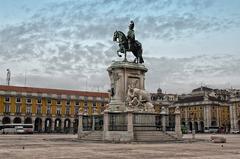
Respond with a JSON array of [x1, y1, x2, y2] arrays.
[[0, 134, 240, 159]]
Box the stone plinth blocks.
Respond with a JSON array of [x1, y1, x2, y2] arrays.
[[175, 106, 182, 139], [107, 61, 147, 112]]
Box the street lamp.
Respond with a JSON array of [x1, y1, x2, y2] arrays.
[[191, 112, 195, 139]]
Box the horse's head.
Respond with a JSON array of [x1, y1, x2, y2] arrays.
[[113, 30, 118, 42]]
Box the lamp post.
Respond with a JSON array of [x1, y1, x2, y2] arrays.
[[174, 106, 182, 139], [191, 112, 195, 140], [160, 106, 166, 132], [78, 112, 83, 138], [92, 109, 97, 131]]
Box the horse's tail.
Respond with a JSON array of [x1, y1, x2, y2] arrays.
[[139, 50, 144, 63]]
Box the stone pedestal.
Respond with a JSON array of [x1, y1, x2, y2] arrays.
[[92, 115, 95, 131], [175, 106, 182, 139], [160, 107, 167, 132], [78, 112, 83, 139], [103, 110, 109, 140], [103, 110, 132, 142], [107, 61, 148, 111], [127, 110, 134, 141]]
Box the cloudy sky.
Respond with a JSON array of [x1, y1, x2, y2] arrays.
[[0, 0, 240, 94]]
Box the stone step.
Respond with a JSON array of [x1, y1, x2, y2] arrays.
[[79, 131, 103, 141], [134, 131, 178, 142]]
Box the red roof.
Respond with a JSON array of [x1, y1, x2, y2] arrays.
[[0, 85, 109, 98]]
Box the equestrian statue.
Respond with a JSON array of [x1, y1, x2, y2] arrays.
[[113, 21, 144, 63]]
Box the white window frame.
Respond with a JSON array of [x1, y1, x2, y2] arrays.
[[16, 104, 21, 113], [75, 100, 80, 106], [16, 97, 21, 103], [66, 106, 70, 115], [4, 97, 10, 103], [56, 106, 61, 115], [26, 105, 32, 113], [4, 104, 10, 113], [84, 107, 88, 113], [57, 99, 61, 105], [66, 99, 71, 105], [47, 105, 51, 114], [47, 98, 52, 105], [37, 105, 42, 114], [26, 98, 32, 104], [37, 98, 42, 104], [75, 106, 79, 115]]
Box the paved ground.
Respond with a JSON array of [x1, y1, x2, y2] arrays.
[[0, 134, 240, 159]]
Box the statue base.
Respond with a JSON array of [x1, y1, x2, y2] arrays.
[[107, 60, 148, 112], [78, 61, 180, 143]]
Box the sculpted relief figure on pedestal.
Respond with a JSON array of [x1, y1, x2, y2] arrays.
[[126, 84, 154, 112], [113, 21, 144, 63], [110, 72, 120, 97]]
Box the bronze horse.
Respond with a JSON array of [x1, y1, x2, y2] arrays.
[[113, 31, 144, 63]]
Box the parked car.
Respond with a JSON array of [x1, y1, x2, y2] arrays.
[[204, 127, 219, 133], [231, 130, 240, 134], [204, 127, 209, 133], [209, 127, 219, 133], [16, 126, 25, 134]]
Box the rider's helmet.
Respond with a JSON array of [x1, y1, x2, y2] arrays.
[[129, 21, 134, 30]]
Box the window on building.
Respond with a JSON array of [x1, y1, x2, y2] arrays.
[[75, 107, 79, 115], [26, 98, 32, 104], [4, 104, 10, 113], [84, 107, 88, 114], [16, 97, 21, 103], [101, 102, 105, 112], [84, 100, 88, 113], [4, 97, 10, 103], [101, 102, 104, 107], [26, 105, 31, 114], [37, 105, 41, 114], [93, 101, 96, 113], [16, 105, 21, 113], [66, 99, 71, 105], [66, 106, 70, 115], [84, 100, 88, 107], [93, 101, 96, 107], [47, 98, 52, 104], [57, 99, 61, 105], [75, 100, 79, 106], [93, 107, 96, 113], [47, 105, 51, 114], [56, 106, 61, 115], [37, 98, 42, 104]]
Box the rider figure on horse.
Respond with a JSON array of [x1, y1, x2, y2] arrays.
[[112, 21, 144, 63], [127, 21, 135, 51]]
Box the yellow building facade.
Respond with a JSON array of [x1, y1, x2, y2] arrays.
[[0, 85, 109, 133], [151, 87, 231, 133]]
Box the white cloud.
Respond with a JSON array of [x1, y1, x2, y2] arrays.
[[0, 0, 240, 94]]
